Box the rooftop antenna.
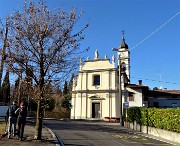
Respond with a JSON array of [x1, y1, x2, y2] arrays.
[[157, 73, 163, 89]]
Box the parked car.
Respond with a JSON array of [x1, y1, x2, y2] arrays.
[[0, 106, 8, 121]]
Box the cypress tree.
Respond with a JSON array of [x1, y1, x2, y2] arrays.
[[63, 80, 69, 95], [68, 73, 74, 93]]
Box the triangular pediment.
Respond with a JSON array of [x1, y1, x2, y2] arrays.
[[83, 59, 114, 70]]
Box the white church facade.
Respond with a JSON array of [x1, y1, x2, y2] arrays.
[[71, 37, 131, 120]]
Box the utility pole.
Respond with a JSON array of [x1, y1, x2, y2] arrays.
[[118, 54, 123, 126], [112, 48, 123, 126]]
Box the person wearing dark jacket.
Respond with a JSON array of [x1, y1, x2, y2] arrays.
[[15, 101, 27, 141], [6, 101, 18, 139]]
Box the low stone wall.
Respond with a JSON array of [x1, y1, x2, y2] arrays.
[[125, 121, 180, 144]]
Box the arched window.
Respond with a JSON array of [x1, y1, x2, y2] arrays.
[[93, 75, 100, 86], [121, 62, 126, 71]]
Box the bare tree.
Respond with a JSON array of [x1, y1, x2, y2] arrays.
[[6, 0, 88, 139]]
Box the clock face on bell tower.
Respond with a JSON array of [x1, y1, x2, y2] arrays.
[[120, 52, 124, 57]]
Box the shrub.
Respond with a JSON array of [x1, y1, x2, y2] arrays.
[[126, 107, 180, 133], [44, 108, 70, 119]]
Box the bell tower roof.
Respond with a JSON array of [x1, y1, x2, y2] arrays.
[[120, 36, 128, 49]]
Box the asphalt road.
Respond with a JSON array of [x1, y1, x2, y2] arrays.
[[44, 119, 174, 146]]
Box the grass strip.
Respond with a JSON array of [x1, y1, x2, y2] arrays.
[[0, 122, 7, 135]]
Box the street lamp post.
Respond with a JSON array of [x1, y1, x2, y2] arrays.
[[118, 54, 123, 126], [112, 48, 123, 126]]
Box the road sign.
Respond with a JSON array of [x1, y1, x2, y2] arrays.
[[123, 102, 129, 108]]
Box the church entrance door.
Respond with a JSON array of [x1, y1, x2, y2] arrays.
[[92, 103, 100, 118]]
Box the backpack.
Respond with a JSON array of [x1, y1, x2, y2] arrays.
[[9, 106, 16, 117]]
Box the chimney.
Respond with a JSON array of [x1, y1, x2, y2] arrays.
[[138, 80, 142, 85]]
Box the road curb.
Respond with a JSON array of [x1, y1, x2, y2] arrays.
[[27, 119, 64, 146], [45, 126, 64, 146]]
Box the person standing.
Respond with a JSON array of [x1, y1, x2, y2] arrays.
[[15, 101, 27, 141], [6, 101, 18, 139]]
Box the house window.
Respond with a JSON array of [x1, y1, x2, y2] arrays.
[[93, 75, 100, 86], [129, 93, 134, 101], [153, 102, 159, 108]]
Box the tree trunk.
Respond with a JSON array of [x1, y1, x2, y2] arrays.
[[34, 98, 42, 140], [34, 39, 44, 140], [0, 22, 8, 102]]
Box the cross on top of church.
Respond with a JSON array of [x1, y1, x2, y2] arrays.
[[122, 29, 125, 38]]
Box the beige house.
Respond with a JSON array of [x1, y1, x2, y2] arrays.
[[71, 37, 130, 120]]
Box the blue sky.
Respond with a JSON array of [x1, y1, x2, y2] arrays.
[[0, 0, 180, 90]]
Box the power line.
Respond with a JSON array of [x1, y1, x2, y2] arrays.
[[131, 76, 180, 86], [130, 11, 180, 51]]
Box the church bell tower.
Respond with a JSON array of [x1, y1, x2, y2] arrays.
[[118, 36, 130, 80]]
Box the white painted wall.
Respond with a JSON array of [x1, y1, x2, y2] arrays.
[[126, 87, 143, 107]]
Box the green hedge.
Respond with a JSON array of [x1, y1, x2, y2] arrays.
[[124, 107, 180, 133]]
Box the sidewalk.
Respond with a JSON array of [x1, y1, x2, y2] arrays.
[[0, 123, 58, 146]]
